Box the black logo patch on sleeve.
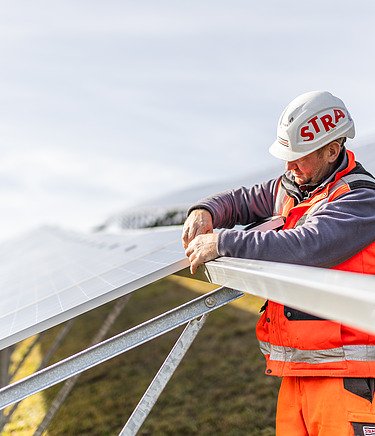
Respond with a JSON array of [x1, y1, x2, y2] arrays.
[[351, 422, 375, 436]]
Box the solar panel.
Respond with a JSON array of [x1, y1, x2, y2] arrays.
[[2, 141, 373, 352], [0, 226, 188, 350]]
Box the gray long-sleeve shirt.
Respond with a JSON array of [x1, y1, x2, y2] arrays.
[[189, 154, 375, 269]]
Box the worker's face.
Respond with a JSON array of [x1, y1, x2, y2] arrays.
[[286, 144, 338, 186]]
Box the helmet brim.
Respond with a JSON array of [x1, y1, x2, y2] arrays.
[[269, 140, 316, 161]]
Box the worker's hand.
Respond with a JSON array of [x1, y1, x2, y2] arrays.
[[182, 209, 213, 249], [185, 233, 219, 275]]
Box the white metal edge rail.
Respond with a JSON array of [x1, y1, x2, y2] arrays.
[[205, 257, 375, 333], [0, 286, 243, 411]]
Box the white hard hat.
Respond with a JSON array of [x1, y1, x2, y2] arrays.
[[269, 91, 355, 161]]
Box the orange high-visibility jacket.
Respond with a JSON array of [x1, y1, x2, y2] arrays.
[[256, 150, 375, 377]]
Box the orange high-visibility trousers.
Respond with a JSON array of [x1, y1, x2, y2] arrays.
[[276, 376, 375, 436]]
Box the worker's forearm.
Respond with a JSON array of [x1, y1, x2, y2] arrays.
[[217, 189, 375, 268], [188, 178, 279, 229]]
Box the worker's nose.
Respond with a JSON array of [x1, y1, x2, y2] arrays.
[[286, 160, 297, 171]]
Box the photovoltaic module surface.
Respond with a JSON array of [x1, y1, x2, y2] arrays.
[[0, 226, 188, 350]]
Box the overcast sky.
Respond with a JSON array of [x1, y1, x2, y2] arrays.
[[0, 1, 374, 241]]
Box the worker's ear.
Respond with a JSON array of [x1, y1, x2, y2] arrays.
[[326, 140, 342, 163]]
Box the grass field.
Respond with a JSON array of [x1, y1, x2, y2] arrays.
[[4, 274, 280, 435]]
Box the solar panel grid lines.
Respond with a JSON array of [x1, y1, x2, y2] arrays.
[[0, 226, 188, 350], [1, 232, 177, 312]]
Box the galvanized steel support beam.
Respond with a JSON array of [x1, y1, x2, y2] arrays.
[[0, 347, 11, 422], [119, 315, 207, 436], [0, 348, 11, 389], [34, 295, 130, 436], [0, 287, 243, 411], [0, 320, 76, 431]]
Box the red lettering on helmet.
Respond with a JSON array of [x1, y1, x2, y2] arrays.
[[308, 116, 320, 133], [300, 109, 345, 142], [334, 109, 345, 124], [321, 114, 335, 132], [301, 125, 314, 141]]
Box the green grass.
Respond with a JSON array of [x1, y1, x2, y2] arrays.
[[5, 275, 280, 435]]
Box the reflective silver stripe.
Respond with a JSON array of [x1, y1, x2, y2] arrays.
[[273, 181, 287, 216], [259, 341, 375, 364], [341, 174, 375, 185], [259, 341, 271, 356], [344, 345, 375, 362]]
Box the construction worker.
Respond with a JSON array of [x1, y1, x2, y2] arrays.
[[182, 91, 375, 435]]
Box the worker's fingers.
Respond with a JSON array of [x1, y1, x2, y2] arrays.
[[181, 209, 213, 249], [181, 228, 189, 249], [182, 237, 188, 250], [185, 244, 193, 257], [183, 223, 212, 249], [182, 221, 197, 249], [185, 235, 202, 258], [186, 225, 197, 247], [190, 259, 198, 275], [185, 233, 219, 275], [185, 241, 202, 275], [186, 251, 197, 274], [182, 225, 199, 249], [187, 225, 198, 245], [189, 246, 210, 274], [188, 252, 200, 275], [183, 221, 207, 246]]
